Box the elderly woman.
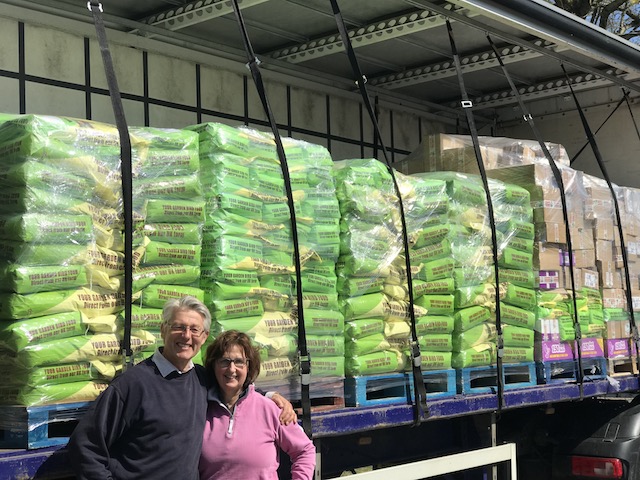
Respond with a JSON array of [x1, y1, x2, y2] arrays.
[[199, 330, 316, 480]]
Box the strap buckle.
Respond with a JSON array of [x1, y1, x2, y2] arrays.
[[411, 342, 422, 368], [573, 323, 582, 340], [87, 1, 103, 12], [299, 353, 311, 385], [246, 57, 262, 70], [461, 100, 473, 108], [523, 113, 533, 122], [496, 336, 504, 358], [355, 75, 367, 87]]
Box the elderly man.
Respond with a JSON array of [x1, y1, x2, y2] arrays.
[[68, 296, 295, 479]]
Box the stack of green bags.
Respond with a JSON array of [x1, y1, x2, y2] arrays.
[[189, 122, 343, 396], [336, 159, 428, 376], [493, 180, 537, 364], [537, 288, 605, 342], [398, 173, 455, 371], [129, 127, 206, 362], [0, 115, 152, 406]]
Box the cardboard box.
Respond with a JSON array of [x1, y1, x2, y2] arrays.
[[570, 249, 595, 269], [632, 290, 640, 312], [594, 218, 615, 241], [533, 204, 564, 224], [487, 164, 581, 196], [597, 260, 616, 288], [535, 338, 604, 362], [536, 223, 566, 244], [534, 243, 563, 270], [612, 270, 623, 289], [585, 196, 614, 220], [529, 186, 561, 203], [397, 133, 506, 175], [531, 207, 584, 229], [501, 141, 570, 166], [594, 240, 613, 263], [570, 228, 594, 251], [539, 270, 562, 290], [536, 318, 560, 341], [631, 239, 640, 258], [623, 216, 640, 237], [579, 268, 599, 290], [614, 245, 637, 268], [604, 338, 636, 359], [602, 289, 626, 309], [564, 268, 599, 290], [604, 320, 631, 339]]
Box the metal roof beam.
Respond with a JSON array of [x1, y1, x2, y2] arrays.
[[461, 69, 630, 110], [406, 0, 640, 95], [449, 0, 640, 77], [371, 40, 556, 89], [138, 0, 270, 31], [269, 4, 476, 63]]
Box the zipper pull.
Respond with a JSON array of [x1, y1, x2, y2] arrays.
[[227, 416, 234, 436]]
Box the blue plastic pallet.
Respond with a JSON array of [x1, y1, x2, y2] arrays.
[[0, 401, 90, 449], [345, 370, 457, 407], [537, 357, 608, 384], [457, 362, 537, 395], [344, 373, 412, 407], [412, 369, 457, 400]]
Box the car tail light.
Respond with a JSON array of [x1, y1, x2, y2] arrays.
[[571, 455, 624, 479]]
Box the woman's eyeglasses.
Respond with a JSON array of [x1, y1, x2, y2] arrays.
[[216, 358, 249, 368]]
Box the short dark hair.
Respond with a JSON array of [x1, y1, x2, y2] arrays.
[[204, 330, 260, 388]]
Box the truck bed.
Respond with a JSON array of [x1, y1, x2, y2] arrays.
[[2, 374, 637, 480]]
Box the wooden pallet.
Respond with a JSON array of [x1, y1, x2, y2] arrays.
[[457, 362, 537, 395], [293, 395, 345, 414], [606, 356, 639, 377], [537, 357, 607, 384], [0, 401, 90, 449]]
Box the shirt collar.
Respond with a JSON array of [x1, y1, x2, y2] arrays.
[[207, 383, 253, 403], [152, 348, 194, 377]]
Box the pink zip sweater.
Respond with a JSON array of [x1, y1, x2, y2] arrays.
[[199, 384, 315, 480]]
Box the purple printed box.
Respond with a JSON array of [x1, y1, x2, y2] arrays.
[[535, 318, 560, 342], [538, 270, 560, 290], [536, 338, 605, 362], [605, 338, 637, 359]]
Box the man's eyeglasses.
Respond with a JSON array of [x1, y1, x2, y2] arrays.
[[217, 358, 249, 368], [169, 324, 206, 337]]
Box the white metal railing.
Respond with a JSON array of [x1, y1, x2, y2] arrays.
[[326, 443, 518, 479]]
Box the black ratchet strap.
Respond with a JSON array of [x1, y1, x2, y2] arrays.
[[88, 1, 134, 369], [623, 89, 640, 145], [330, 0, 429, 424], [570, 96, 625, 165], [230, 0, 312, 438], [562, 65, 640, 376], [487, 37, 584, 397], [447, 22, 505, 410]]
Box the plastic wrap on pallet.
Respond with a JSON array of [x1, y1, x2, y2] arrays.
[[335, 159, 449, 375], [410, 171, 534, 370], [395, 133, 570, 176], [0, 117, 205, 407], [187, 122, 343, 399], [0, 116, 127, 407], [128, 127, 204, 358]]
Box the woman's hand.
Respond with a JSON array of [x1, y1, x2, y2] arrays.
[[271, 392, 298, 425]]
